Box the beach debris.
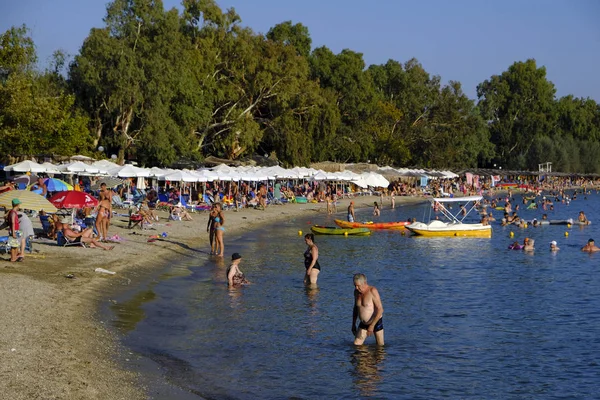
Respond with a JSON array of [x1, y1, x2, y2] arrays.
[[161, 232, 168, 238], [65, 273, 76, 279], [95, 267, 116, 275]]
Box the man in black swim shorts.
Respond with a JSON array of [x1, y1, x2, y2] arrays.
[[352, 273, 385, 345]]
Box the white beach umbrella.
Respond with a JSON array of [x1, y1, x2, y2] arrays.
[[148, 166, 170, 177], [212, 163, 234, 173], [352, 175, 369, 188], [354, 172, 389, 188], [92, 160, 121, 173], [311, 171, 329, 181], [41, 162, 61, 175], [160, 170, 198, 182], [58, 161, 86, 173], [109, 164, 151, 178], [4, 160, 47, 173]]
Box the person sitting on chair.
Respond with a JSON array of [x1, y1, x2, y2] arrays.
[[61, 219, 114, 250], [170, 203, 193, 221]]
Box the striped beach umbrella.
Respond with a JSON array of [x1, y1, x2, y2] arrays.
[[44, 178, 73, 192], [0, 190, 58, 212]]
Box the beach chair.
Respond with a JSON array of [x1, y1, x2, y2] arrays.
[[158, 193, 169, 203], [39, 214, 52, 237], [179, 195, 198, 213], [0, 236, 9, 254], [267, 192, 283, 205], [202, 193, 214, 207], [112, 194, 128, 209], [56, 231, 86, 248]]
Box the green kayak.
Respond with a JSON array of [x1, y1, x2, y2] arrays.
[[310, 225, 372, 236]]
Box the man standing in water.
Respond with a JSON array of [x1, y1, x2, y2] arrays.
[[347, 201, 356, 222], [352, 273, 384, 345]]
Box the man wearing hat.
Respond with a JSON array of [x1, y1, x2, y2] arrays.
[[581, 238, 600, 252], [7, 199, 25, 262], [549, 241, 560, 251]]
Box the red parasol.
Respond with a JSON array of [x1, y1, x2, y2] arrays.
[[49, 191, 99, 209]]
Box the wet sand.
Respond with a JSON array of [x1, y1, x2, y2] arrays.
[[0, 195, 423, 399]]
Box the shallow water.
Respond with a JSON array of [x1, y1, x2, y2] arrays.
[[112, 191, 600, 399]]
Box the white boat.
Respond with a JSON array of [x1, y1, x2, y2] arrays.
[[406, 195, 492, 237]]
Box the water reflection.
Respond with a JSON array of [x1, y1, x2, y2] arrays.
[[350, 346, 386, 397], [210, 254, 227, 284], [111, 289, 156, 334], [228, 286, 243, 309]]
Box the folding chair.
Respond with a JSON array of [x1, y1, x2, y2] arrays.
[[112, 194, 128, 209], [39, 214, 52, 237], [56, 231, 86, 247]]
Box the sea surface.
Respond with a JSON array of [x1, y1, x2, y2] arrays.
[[110, 190, 600, 399]]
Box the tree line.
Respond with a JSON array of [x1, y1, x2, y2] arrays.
[[1, 0, 599, 173]]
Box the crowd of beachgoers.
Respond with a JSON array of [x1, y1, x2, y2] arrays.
[[1, 163, 600, 398]]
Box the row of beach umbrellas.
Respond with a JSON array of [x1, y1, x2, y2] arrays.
[[0, 189, 98, 213], [4, 159, 457, 184]]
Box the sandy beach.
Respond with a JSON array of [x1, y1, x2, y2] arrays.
[[0, 195, 424, 399]]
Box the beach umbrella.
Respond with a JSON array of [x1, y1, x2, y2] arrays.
[[69, 155, 96, 162], [10, 174, 39, 187], [4, 160, 47, 173], [44, 178, 73, 192], [0, 190, 58, 212], [49, 191, 99, 209], [91, 177, 125, 190], [41, 162, 61, 174], [108, 164, 151, 178], [58, 161, 100, 175]]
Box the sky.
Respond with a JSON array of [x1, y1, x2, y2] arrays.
[[1, 0, 599, 101]]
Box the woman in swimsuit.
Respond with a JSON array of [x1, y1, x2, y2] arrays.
[[213, 216, 225, 256], [303, 233, 320, 285], [227, 253, 249, 287], [373, 202, 380, 217], [95, 191, 112, 241]]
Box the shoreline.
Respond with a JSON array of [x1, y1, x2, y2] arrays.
[[0, 195, 425, 399]]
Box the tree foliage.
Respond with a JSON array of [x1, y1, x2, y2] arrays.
[[0, 26, 92, 158], [2, 3, 600, 172]]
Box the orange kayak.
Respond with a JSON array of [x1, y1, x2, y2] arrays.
[[334, 219, 409, 230]]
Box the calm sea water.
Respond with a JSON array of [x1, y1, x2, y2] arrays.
[[111, 190, 600, 399]]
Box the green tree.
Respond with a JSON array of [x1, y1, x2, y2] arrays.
[[310, 47, 378, 162], [477, 59, 556, 169], [266, 21, 312, 58], [70, 0, 193, 166], [0, 26, 92, 158]]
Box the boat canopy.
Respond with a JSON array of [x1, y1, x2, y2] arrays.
[[429, 195, 483, 223], [431, 195, 483, 203]]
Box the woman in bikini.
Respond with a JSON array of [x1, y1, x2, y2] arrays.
[[96, 192, 112, 241], [213, 215, 225, 256]]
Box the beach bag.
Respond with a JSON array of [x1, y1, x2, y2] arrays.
[[8, 236, 20, 248]]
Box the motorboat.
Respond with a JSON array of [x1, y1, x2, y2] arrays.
[[406, 195, 492, 237]]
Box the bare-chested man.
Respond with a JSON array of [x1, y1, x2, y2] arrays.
[[581, 238, 600, 252], [352, 273, 384, 346]]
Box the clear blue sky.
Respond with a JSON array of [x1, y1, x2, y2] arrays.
[[2, 0, 599, 101]]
